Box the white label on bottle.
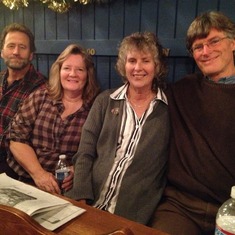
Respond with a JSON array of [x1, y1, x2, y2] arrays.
[[215, 216, 235, 235], [55, 168, 70, 181]]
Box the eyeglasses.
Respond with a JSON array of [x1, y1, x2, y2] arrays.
[[191, 36, 229, 54]]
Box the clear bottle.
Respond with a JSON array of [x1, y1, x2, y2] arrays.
[[55, 154, 70, 195], [215, 186, 235, 235]]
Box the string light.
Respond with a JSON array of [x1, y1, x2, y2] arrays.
[[1, 0, 111, 13]]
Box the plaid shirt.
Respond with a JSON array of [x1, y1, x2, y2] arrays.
[[7, 87, 91, 178], [0, 64, 46, 159]]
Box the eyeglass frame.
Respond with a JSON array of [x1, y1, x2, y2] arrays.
[[190, 36, 230, 55]]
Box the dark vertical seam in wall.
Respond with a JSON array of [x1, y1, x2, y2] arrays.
[[155, 0, 159, 34], [108, 0, 111, 39], [43, 6, 46, 40], [81, 5, 83, 40], [93, 3, 96, 39], [123, 0, 126, 37], [174, 0, 178, 39], [32, 3, 35, 38], [23, 7, 25, 25], [195, 0, 199, 17], [139, 0, 142, 31], [2, 4, 6, 26], [56, 13, 58, 39], [217, 0, 221, 11], [80, 6, 82, 40], [67, 11, 69, 40]]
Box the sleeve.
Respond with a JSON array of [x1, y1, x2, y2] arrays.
[[7, 89, 45, 145], [67, 92, 108, 201]]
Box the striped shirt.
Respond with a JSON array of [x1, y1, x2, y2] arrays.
[[7, 87, 91, 178], [94, 83, 167, 212]]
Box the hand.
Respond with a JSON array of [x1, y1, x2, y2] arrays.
[[33, 170, 60, 194], [61, 165, 74, 193]]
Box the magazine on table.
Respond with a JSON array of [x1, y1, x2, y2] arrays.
[[0, 173, 85, 231]]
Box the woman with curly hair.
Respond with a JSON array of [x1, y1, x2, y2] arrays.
[[67, 32, 170, 224]]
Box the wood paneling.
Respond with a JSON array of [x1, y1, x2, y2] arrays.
[[0, 0, 235, 89]]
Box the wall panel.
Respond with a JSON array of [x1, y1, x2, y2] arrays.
[[81, 4, 95, 39], [109, 1, 124, 39], [140, 0, 158, 32], [158, 0, 177, 38], [45, 9, 57, 40], [34, 3, 45, 40], [68, 7, 82, 39], [124, 0, 141, 34], [95, 4, 109, 39], [57, 12, 69, 39]]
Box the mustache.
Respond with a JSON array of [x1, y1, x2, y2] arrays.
[[9, 56, 23, 59]]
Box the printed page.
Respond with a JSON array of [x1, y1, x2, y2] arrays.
[[33, 204, 86, 230], [0, 173, 86, 230], [0, 173, 71, 215]]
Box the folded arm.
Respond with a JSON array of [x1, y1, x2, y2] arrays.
[[10, 140, 60, 194]]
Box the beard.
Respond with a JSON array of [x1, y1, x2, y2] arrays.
[[5, 57, 30, 71]]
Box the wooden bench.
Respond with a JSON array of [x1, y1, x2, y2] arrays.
[[0, 204, 55, 235]]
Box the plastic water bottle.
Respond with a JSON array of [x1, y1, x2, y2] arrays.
[[55, 154, 70, 195], [215, 186, 235, 235]]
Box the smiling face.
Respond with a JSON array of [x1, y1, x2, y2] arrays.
[[192, 28, 235, 81], [60, 54, 88, 95], [125, 49, 156, 92]]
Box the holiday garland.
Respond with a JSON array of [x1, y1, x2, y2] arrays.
[[1, 0, 111, 13]]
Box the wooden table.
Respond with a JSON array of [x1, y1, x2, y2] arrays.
[[54, 198, 168, 235]]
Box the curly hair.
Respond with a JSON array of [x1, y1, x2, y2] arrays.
[[116, 32, 168, 91]]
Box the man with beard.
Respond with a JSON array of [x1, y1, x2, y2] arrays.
[[0, 23, 46, 177]]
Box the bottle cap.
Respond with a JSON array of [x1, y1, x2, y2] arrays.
[[231, 186, 235, 199], [59, 154, 66, 159]]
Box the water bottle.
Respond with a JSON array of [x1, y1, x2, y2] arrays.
[[55, 154, 70, 195], [215, 186, 235, 235]]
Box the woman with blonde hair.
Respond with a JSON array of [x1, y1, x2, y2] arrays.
[[7, 44, 99, 194]]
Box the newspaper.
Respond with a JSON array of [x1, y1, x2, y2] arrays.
[[0, 173, 85, 231]]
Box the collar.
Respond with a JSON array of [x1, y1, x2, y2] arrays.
[[110, 83, 168, 105], [207, 75, 235, 84]]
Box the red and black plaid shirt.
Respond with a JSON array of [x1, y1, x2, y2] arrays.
[[7, 87, 91, 178], [0, 64, 46, 158]]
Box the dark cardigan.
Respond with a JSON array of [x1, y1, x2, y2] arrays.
[[66, 89, 170, 224]]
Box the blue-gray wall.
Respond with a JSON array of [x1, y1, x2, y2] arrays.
[[1, 0, 235, 90]]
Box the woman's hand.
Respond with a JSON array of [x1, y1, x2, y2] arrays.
[[33, 170, 60, 194]]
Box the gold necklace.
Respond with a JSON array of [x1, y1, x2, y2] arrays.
[[129, 96, 153, 108], [130, 100, 146, 108]]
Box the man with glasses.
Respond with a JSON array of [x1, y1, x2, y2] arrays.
[[149, 11, 235, 235]]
